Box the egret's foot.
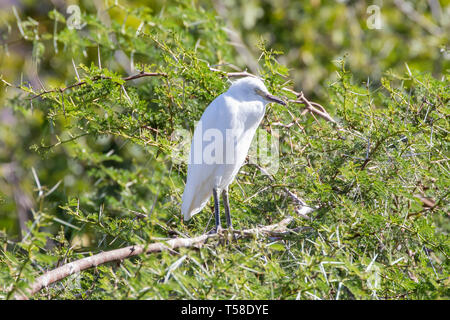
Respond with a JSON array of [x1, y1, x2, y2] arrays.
[[207, 225, 223, 235], [223, 227, 236, 242], [231, 228, 237, 241], [214, 227, 236, 245]]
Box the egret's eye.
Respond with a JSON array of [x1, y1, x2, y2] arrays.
[[254, 88, 264, 96]]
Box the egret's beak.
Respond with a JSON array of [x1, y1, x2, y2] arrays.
[[265, 93, 286, 106]]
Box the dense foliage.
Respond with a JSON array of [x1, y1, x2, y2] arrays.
[[0, 0, 448, 299]]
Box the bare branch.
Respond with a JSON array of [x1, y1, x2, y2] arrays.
[[14, 216, 306, 300], [283, 88, 337, 125]]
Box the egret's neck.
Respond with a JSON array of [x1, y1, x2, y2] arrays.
[[238, 100, 266, 130]]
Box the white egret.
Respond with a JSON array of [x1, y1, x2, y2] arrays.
[[181, 76, 286, 232]]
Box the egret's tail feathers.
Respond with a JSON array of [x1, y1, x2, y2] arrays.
[[181, 187, 211, 221]]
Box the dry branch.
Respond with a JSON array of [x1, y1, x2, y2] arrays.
[[283, 88, 337, 125], [14, 216, 300, 300]]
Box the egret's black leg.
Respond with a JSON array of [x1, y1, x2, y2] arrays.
[[222, 187, 233, 228], [213, 187, 221, 232]]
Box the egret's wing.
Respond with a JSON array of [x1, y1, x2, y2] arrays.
[[181, 94, 233, 220], [181, 83, 268, 221]]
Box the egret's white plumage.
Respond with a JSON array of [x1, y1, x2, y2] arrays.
[[181, 77, 285, 226]]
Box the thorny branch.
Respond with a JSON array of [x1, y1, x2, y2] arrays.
[[282, 88, 337, 125], [14, 213, 310, 300], [28, 71, 168, 100], [19, 63, 333, 129]]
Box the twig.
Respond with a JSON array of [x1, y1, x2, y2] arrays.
[[284, 88, 337, 125], [38, 133, 89, 150], [122, 72, 167, 81], [209, 68, 256, 79], [28, 71, 167, 100], [408, 190, 449, 218], [14, 216, 304, 300]]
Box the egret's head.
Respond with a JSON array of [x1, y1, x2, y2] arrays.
[[228, 76, 286, 106]]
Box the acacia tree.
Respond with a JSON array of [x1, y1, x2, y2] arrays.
[[0, 2, 448, 299]]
